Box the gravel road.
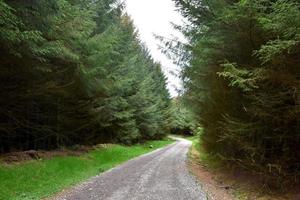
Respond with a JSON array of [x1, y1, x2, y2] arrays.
[[53, 138, 207, 200]]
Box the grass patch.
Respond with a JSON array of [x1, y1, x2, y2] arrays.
[[0, 139, 173, 200], [185, 134, 222, 170]]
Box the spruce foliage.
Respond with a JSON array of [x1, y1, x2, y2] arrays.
[[0, 0, 171, 152], [172, 0, 300, 184]]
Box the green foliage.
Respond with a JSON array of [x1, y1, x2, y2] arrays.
[[169, 98, 197, 135], [217, 63, 265, 92], [0, 140, 173, 200], [172, 0, 300, 185], [0, 0, 171, 151]]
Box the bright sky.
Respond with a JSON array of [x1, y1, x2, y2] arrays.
[[125, 0, 185, 97]]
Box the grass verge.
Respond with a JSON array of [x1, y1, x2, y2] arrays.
[[0, 139, 173, 200]]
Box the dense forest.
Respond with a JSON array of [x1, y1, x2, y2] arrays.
[[3, 0, 300, 189], [172, 0, 300, 185], [0, 0, 172, 152]]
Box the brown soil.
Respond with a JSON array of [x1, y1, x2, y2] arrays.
[[0, 144, 114, 165], [188, 144, 300, 200], [188, 145, 235, 200]]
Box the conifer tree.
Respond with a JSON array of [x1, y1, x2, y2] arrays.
[[0, 0, 171, 151], [172, 0, 300, 184]]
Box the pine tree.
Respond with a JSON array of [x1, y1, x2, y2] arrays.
[[0, 0, 171, 151], [172, 0, 300, 184]]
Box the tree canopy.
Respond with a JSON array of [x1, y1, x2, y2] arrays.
[[172, 0, 300, 185], [0, 0, 171, 152]]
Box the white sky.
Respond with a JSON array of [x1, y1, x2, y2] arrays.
[[125, 0, 185, 97]]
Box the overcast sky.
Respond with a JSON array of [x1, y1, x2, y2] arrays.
[[125, 0, 185, 97]]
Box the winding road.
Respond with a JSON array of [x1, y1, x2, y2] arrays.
[[54, 138, 206, 200]]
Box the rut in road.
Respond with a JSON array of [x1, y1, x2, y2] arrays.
[[52, 138, 207, 200]]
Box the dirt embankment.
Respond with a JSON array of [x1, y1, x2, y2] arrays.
[[188, 145, 235, 200], [188, 143, 300, 200], [0, 144, 113, 165]]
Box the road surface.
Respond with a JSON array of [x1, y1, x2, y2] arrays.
[[53, 138, 207, 200]]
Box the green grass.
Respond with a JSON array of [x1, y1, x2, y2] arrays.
[[181, 134, 222, 170], [0, 140, 173, 200]]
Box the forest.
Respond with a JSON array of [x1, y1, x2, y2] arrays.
[[172, 0, 300, 186], [0, 0, 172, 152], [2, 0, 300, 196]]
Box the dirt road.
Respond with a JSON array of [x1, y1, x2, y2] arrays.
[[53, 138, 206, 200]]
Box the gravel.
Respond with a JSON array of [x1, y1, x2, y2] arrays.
[[52, 138, 207, 200]]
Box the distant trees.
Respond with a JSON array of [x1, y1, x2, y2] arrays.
[[0, 0, 171, 152], [172, 0, 300, 184], [169, 98, 197, 136]]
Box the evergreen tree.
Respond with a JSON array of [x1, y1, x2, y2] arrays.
[[0, 0, 171, 152], [172, 0, 300, 184]]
